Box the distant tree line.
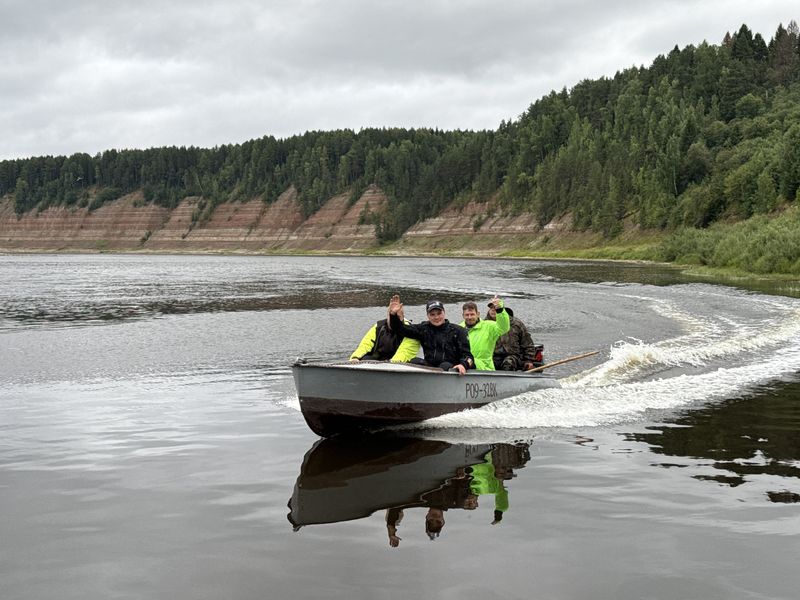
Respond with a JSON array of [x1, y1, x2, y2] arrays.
[[500, 22, 800, 238], [2, 22, 799, 243]]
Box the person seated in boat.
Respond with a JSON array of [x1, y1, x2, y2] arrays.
[[459, 296, 510, 370], [349, 295, 421, 363], [486, 304, 541, 371], [388, 296, 474, 374]]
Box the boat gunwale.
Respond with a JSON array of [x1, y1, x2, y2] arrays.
[[292, 360, 559, 381]]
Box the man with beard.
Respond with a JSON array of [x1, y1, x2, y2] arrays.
[[459, 296, 509, 370]]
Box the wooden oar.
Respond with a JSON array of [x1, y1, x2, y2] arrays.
[[525, 350, 600, 373]]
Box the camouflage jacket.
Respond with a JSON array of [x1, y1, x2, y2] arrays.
[[493, 317, 537, 363]]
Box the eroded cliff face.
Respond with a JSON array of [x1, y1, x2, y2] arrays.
[[0, 185, 390, 252], [396, 198, 575, 254], [0, 192, 172, 251], [0, 186, 558, 253]]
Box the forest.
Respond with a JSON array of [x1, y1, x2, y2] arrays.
[[2, 23, 800, 272]]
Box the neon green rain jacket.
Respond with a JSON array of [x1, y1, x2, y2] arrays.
[[468, 455, 509, 513], [459, 302, 510, 370]]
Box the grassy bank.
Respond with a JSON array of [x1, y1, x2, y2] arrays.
[[373, 206, 800, 282], [657, 205, 800, 275]]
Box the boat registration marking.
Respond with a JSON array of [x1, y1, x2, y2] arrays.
[[465, 382, 497, 400]]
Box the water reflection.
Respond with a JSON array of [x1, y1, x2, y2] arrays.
[[526, 261, 688, 287], [625, 381, 800, 502], [528, 259, 800, 298], [287, 435, 531, 544], [1, 281, 465, 331], [1, 287, 378, 329]]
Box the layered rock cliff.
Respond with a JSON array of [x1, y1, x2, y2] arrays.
[[0, 185, 564, 254]]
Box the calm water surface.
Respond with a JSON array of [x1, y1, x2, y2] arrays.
[[1, 254, 799, 600]]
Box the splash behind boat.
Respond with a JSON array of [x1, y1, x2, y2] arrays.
[[291, 360, 561, 437]]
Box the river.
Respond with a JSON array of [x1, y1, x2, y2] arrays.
[[1, 254, 798, 600]]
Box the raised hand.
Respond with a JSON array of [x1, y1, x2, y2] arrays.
[[388, 294, 403, 316]]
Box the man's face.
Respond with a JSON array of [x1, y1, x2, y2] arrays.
[[462, 307, 479, 327], [427, 308, 445, 326]]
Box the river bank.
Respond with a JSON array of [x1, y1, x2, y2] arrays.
[[3, 191, 800, 286]]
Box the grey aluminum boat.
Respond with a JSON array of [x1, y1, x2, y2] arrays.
[[291, 360, 561, 437]]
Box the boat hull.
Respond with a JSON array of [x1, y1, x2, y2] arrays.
[[292, 361, 560, 436]]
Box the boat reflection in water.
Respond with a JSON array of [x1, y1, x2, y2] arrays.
[[287, 435, 531, 546]]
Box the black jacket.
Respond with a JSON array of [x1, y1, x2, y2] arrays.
[[371, 319, 403, 360], [389, 313, 473, 369]]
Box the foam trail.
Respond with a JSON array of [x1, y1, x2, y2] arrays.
[[417, 340, 800, 431], [571, 296, 800, 387]]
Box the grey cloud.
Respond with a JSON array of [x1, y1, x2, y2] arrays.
[[0, 0, 797, 159]]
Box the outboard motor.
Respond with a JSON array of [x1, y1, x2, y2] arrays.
[[532, 345, 544, 367]]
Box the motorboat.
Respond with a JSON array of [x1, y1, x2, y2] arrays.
[[291, 360, 560, 437]]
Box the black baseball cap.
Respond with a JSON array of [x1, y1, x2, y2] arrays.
[[426, 300, 445, 313]]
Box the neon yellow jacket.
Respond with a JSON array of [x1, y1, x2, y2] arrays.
[[468, 456, 509, 513], [349, 320, 421, 362], [459, 302, 510, 370]]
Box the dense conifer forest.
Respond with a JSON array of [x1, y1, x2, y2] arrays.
[[2, 23, 800, 271]]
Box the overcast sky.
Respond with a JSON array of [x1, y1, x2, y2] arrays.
[[0, 1, 796, 160]]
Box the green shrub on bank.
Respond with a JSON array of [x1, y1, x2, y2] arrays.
[[88, 187, 122, 211], [658, 208, 800, 274]]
